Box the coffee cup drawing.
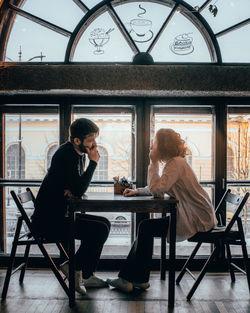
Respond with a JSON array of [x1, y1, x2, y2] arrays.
[[130, 18, 152, 37]]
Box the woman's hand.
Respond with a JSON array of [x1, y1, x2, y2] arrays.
[[149, 148, 158, 163], [86, 144, 100, 163], [123, 188, 139, 197]]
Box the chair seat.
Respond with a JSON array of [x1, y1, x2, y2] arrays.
[[188, 228, 242, 243], [1, 188, 70, 301], [176, 190, 250, 301]]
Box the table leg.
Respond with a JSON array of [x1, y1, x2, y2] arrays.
[[69, 206, 76, 307], [160, 212, 166, 280], [168, 206, 176, 308]]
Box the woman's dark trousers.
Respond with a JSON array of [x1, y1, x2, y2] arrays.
[[118, 217, 169, 283]]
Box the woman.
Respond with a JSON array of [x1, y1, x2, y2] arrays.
[[107, 128, 217, 292]]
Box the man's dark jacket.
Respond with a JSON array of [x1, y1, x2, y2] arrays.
[[31, 142, 97, 232]]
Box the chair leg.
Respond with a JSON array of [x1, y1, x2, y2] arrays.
[[36, 241, 70, 297], [1, 218, 22, 299], [56, 242, 69, 260], [160, 235, 166, 280], [226, 243, 235, 283], [176, 242, 202, 284], [187, 247, 217, 301], [19, 242, 31, 283], [241, 242, 250, 292]]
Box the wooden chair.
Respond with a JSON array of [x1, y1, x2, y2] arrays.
[[176, 189, 250, 300], [1, 188, 70, 299]]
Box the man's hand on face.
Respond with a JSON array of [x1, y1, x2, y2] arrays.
[[86, 144, 100, 163], [64, 189, 73, 198]]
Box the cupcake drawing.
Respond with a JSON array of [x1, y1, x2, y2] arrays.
[[170, 33, 194, 55]]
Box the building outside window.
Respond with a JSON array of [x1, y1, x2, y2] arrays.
[[6, 144, 25, 179], [92, 146, 108, 181], [46, 144, 58, 170]]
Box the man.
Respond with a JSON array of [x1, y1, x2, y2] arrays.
[[31, 118, 110, 295]]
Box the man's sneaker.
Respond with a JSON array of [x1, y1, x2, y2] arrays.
[[106, 277, 133, 293], [59, 261, 86, 295], [83, 275, 109, 288], [75, 271, 87, 295], [133, 282, 150, 290]]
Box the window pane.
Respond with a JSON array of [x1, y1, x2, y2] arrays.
[[227, 113, 250, 181], [185, 0, 206, 8], [217, 24, 250, 63], [201, 0, 250, 34], [5, 114, 59, 179], [73, 110, 134, 255], [114, 1, 172, 53], [20, 0, 84, 32], [154, 113, 213, 181], [153, 109, 214, 256], [73, 11, 134, 62], [151, 10, 211, 62], [73, 112, 134, 180], [83, 0, 100, 10], [5, 15, 69, 62]]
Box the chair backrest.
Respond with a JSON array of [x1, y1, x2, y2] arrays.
[[215, 189, 249, 233], [225, 191, 249, 233], [10, 188, 35, 231]]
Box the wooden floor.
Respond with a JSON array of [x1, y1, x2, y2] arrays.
[[0, 269, 250, 313]]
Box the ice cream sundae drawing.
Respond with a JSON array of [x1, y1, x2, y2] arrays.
[[127, 5, 153, 43], [89, 28, 114, 55], [170, 33, 194, 55]]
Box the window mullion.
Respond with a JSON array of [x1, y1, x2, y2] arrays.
[[59, 103, 72, 144], [215, 103, 227, 209], [0, 111, 5, 252]]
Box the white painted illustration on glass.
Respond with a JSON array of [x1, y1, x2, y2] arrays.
[[126, 5, 153, 43], [170, 33, 194, 55], [89, 28, 114, 55]]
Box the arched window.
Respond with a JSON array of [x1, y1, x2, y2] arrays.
[[2, 0, 250, 63], [6, 144, 25, 179], [47, 144, 58, 169], [92, 146, 108, 181]]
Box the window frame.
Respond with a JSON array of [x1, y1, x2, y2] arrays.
[[1, 100, 250, 261]]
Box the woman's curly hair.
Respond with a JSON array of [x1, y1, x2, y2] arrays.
[[155, 128, 187, 162]]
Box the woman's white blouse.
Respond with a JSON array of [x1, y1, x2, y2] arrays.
[[138, 156, 217, 242]]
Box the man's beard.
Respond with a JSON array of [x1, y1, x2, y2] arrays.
[[78, 143, 87, 153]]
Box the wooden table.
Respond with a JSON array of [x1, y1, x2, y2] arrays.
[[67, 193, 178, 308]]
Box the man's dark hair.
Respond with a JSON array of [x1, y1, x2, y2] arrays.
[[69, 118, 99, 141]]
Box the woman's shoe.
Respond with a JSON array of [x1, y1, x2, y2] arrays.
[[83, 275, 109, 288], [106, 277, 133, 293], [133, 282, 150, 290]]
